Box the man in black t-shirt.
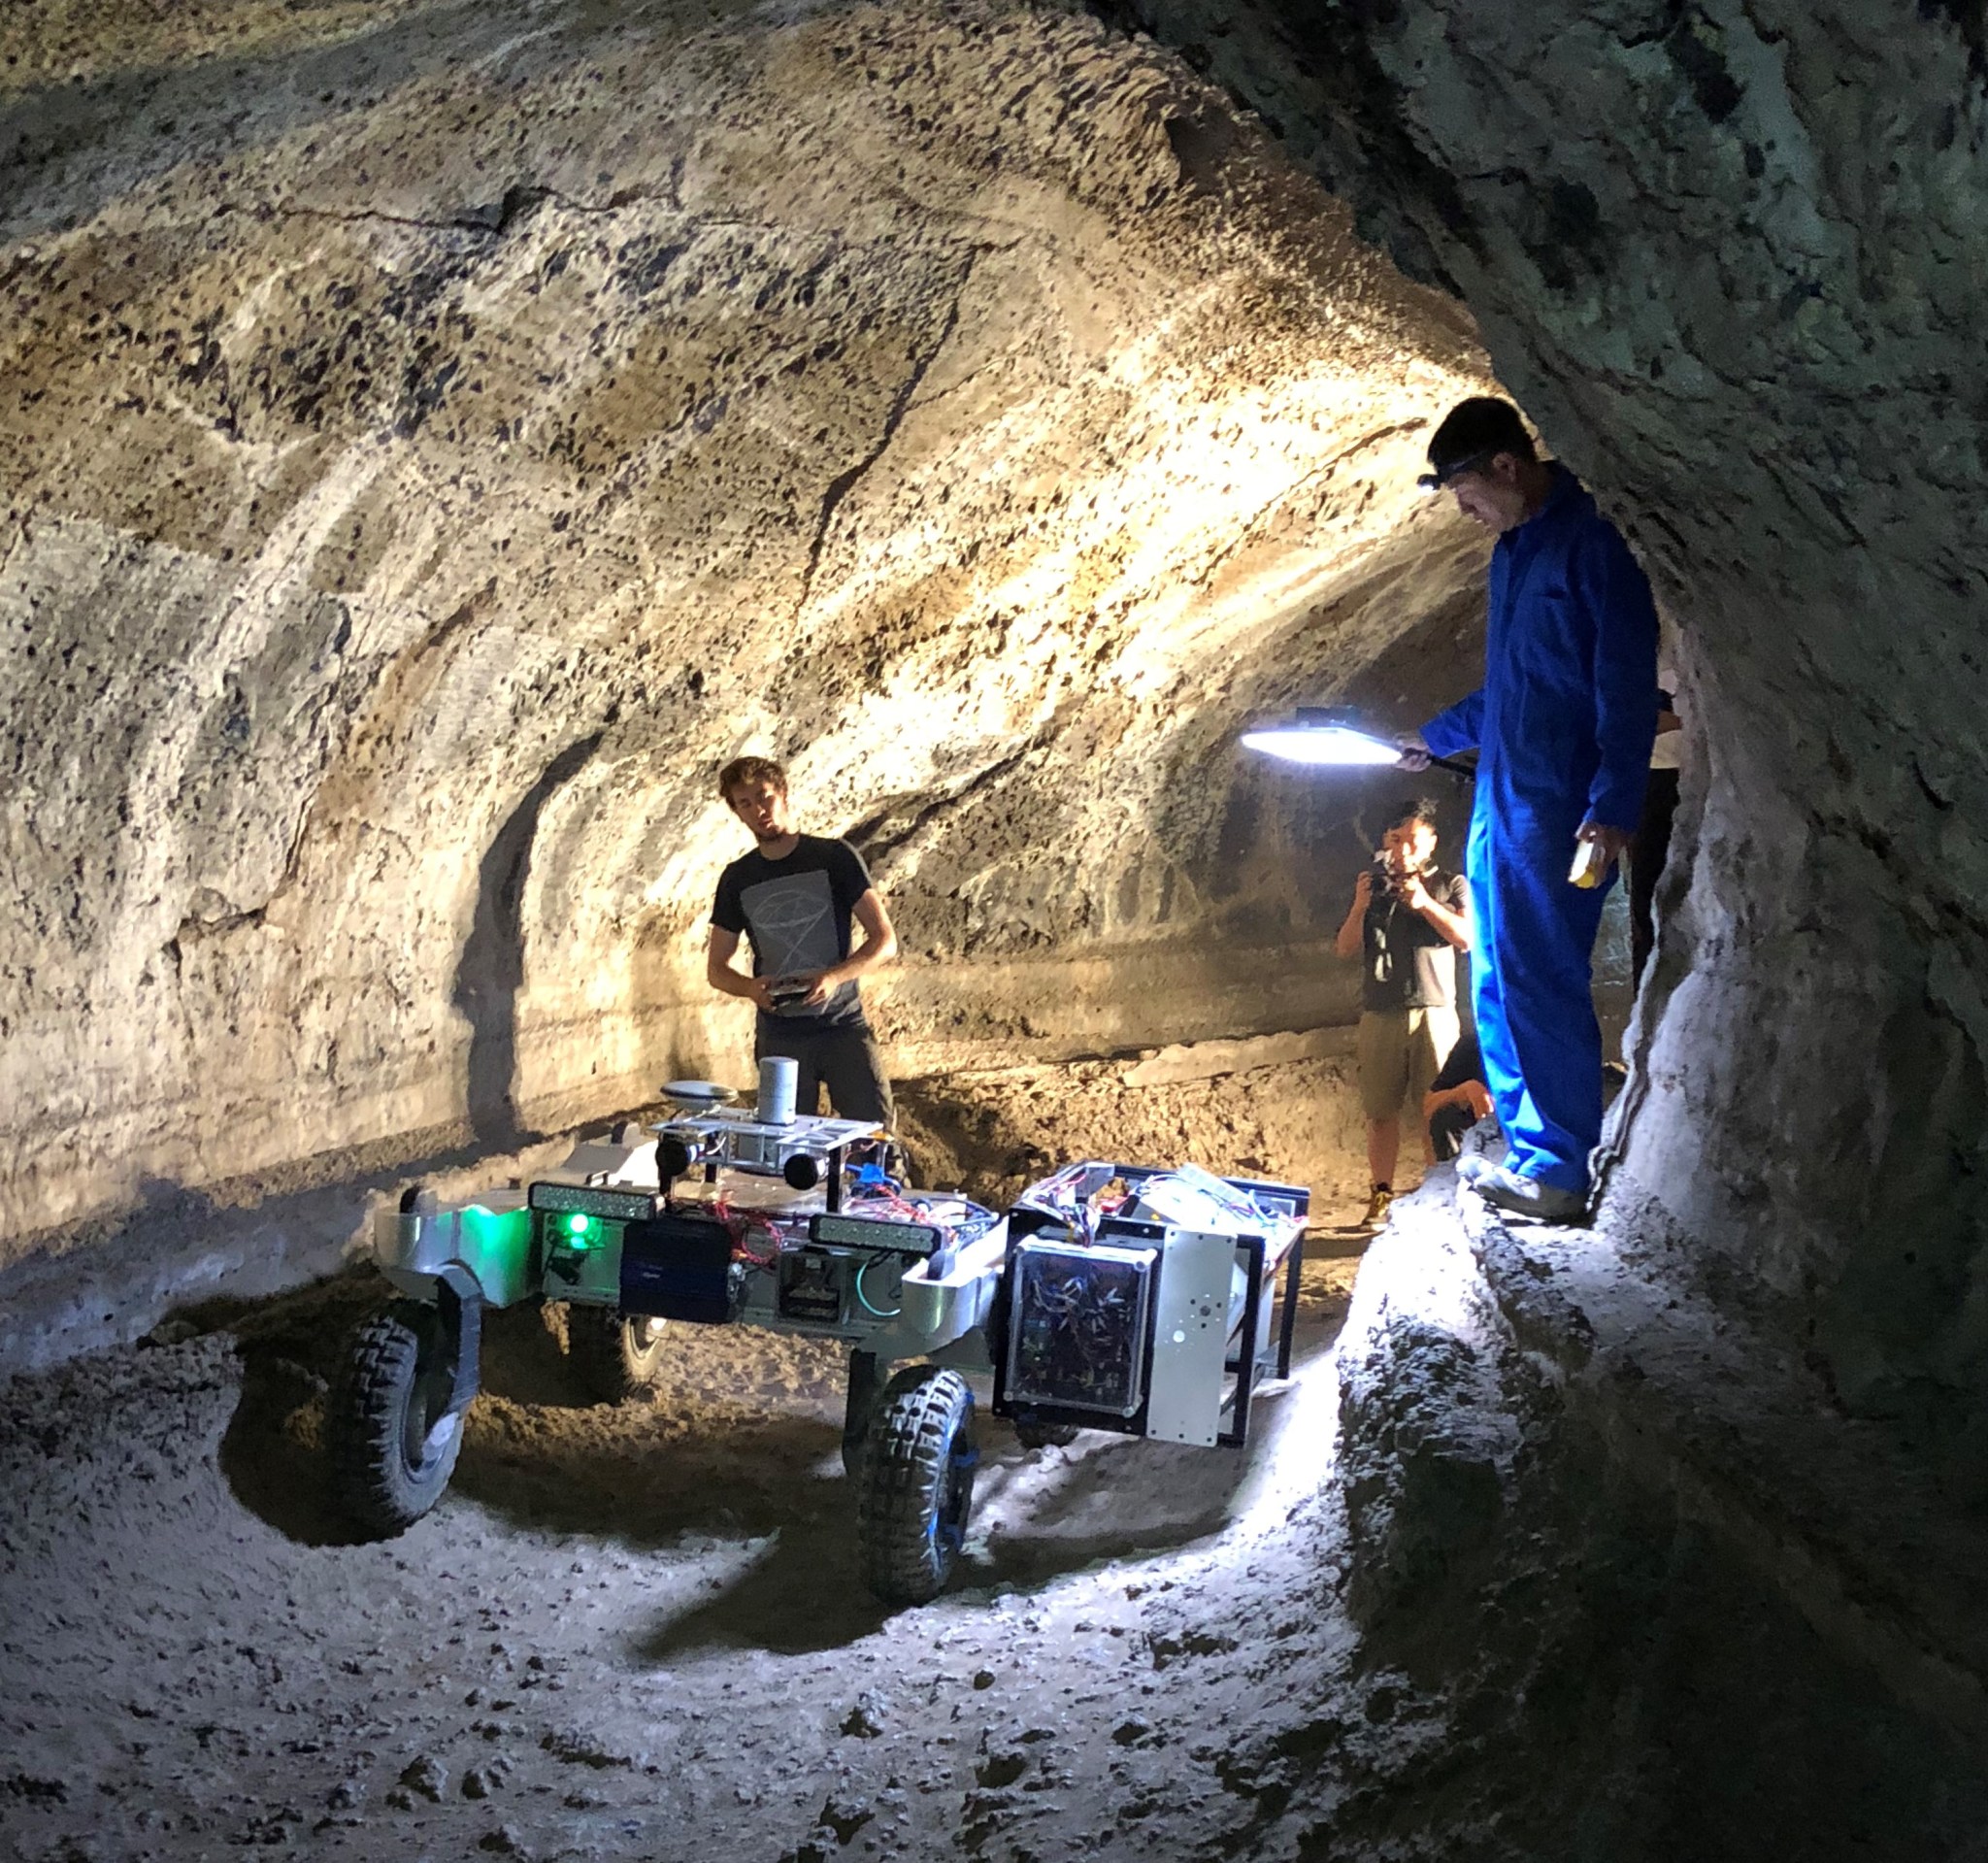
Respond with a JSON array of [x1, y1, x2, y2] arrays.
[[1333, 798, 1473, 1227], [706, 756, 899, 1123]]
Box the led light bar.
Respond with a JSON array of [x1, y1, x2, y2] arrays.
[[809, 1212, 943, 1257], [528, 1182, 657, 1224], [1240, 721, 1404, 766], [1241, 707, 1472, 776]]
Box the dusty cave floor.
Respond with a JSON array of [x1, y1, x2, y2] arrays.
[[0, 1250, 1374, 1863]]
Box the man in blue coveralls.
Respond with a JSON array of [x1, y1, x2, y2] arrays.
[[1400, 398, 1659, 1223]]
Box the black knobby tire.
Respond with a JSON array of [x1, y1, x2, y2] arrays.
[[1014, 1420, 1079, 1450], [566, 1307, 667, 1405], [331, 1302, 466, 1537], [856, 1365, 977, 1605]]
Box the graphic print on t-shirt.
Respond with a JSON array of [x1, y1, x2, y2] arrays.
[[740, 869, 842, 980]]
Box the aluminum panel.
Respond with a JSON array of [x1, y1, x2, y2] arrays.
[[1145, 1230, 1239, 1447]]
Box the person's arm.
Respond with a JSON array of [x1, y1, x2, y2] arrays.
[[1334, 869, 1374, 961], [1424, 1079, 1494, 1122], [707, 923, 777, 1013], [1576, 524, 1660, 858], [833, 889, 899, 985], [792, 888, 899, 1009], [1417, 689, 1485, 760], [1397, 871, 1471, 951]]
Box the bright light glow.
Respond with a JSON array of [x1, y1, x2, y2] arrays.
[[566, 1212, 592, 1240], [1240, 723, 1404, 767]]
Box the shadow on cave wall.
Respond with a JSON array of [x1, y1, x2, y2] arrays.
[[0, 1161, 472, 1377], [453, 733, 604, 1150]]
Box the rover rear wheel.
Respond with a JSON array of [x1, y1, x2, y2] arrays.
[[565, 1307, 667, 1405], [331, 1302, 465, 1537]]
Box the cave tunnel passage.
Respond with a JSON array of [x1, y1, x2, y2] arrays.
[[0, 0, 1502, 1267], [8, 0, 1988, 1856]]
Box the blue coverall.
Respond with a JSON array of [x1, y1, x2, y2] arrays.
[[1420, 466, 1659, 1193]]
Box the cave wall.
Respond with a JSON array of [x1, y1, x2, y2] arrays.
[[1107, 0, 1988, 1425], [0, 0, 1493, 1257], [1329, 1183, 1988, 1857]]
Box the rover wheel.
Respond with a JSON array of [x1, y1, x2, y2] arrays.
[[331, 1302, 465, 1537], [1013, 1420, 1079, 1450], [856, 1365, 977, 1605], [566, 1307, 667, 1405]]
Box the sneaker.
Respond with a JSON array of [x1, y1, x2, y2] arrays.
[[1455, 1153, 1493, 1186], [1469, 1163, 1589, 1224], [1360, 1186, 1394, 1228]]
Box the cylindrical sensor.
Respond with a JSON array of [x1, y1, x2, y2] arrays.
[[758, 1053, 799, 1126]]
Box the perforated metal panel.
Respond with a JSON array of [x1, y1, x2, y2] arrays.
[[1144, 1231, 1240, 1447]]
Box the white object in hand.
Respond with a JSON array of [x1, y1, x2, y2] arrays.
[[1568, 839, 1610, 889]]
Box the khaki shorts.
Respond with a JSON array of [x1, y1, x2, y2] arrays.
[[1357, 1007, 1461, 1122]]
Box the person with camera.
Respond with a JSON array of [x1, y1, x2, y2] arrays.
[[1335, 798, 1472, 1227], [706, 756, 898, 1123]]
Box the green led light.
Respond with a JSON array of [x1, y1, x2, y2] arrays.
[[566, 1212, 592, 1241]]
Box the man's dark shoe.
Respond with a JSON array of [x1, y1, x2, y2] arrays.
[[1469, 1163, 1588, 1224]]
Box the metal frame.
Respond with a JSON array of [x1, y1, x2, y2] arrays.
[[377, 1129, 1309, 1462], [989, 1164, 1308, 1448]]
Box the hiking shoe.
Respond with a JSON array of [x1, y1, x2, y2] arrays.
[[1361, 1186, 1394, 1228], [1469, 1164, 1589, 1225]]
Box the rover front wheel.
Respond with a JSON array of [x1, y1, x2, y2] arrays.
[[856, 1365, 977, 1605], [331, 1302, 465, 1537], [566, 1307, 667, 1405]]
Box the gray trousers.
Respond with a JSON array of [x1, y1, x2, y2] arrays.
[[754, 1019, 895, 1126]]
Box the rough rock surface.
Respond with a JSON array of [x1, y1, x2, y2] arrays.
[[1100, 0, 1988, 1436], [1327, 1170, 1988, 1858], [10, 1129, 1985, 1862], [0, 0, 1489, 1275]]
